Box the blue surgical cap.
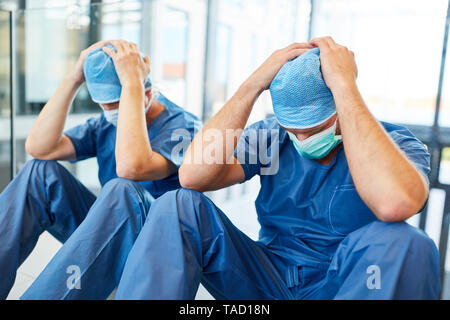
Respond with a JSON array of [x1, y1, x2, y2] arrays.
[[83, 43, 152, 104], [269, 47, 336, 129]]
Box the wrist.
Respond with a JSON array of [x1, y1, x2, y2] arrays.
[[121, 79, 145, 91], [332, 81, 365, 115], [330, 79, 358, 94], [62, 75, 83, 91], [240, 78, 265, 97]]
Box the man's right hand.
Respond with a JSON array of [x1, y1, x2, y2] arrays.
[[245, 42, 313, 93], [67, 40, 110, 86]]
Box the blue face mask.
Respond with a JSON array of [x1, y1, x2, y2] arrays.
[[287, 120, 342, 159], [101, 104, 151, 127]]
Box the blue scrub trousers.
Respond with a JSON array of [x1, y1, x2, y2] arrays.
[[0, 159, 153, 299], [115, 188, 440, 300]]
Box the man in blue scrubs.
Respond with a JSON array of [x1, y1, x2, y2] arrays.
[[0, 40, 200, 299], [115, 37, 440, 299]]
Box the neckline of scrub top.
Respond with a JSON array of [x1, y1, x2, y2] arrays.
[[145, 94, 170, 130], [308, 141, 344, 170]]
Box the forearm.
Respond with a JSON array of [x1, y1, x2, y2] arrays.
[[180, 80, 261, 186], [334, 84, 428, 221], [115, 83, 154, 176], [26, 76, 80, 156]]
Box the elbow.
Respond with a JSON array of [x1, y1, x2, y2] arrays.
[[178, 165, 206, 192], [376, 204, 413, 222], [116, 161, 148, 181], [25, 139, 34, 157], [25, 138, 44, 159], [375, 187, 428, 223]]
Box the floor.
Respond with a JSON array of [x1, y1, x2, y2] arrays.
[[7, 177, 450, 300]]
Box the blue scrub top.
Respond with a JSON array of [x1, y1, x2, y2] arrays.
[[234, 117, 431, 269], [64, 94, 202, 199]]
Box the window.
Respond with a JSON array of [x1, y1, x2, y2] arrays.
[[159, 6, 189, 107], [0, 10, 10, 191], [311, 0, 449, 126]]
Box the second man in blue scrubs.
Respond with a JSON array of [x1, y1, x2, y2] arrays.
[[0, 40, 201, 299]]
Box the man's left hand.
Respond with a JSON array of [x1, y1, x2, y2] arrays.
[[309, 36, 358, 93], [102, 40, 150, 88]]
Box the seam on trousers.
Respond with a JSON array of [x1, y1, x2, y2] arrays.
[[60, 215, 130, 300]]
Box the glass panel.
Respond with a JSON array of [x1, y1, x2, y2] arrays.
[[208, 0, 307, 123], [311, 0, 448, 126], [441, 147, 450, 185], [438, 28, 450, 127], [159, 6, 188, 107], [210, 23, 231, 116], [0, 10, 11, 192]]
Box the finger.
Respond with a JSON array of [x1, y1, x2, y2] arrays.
[[310, 36, 338, 49], [143, 56, 150, 69], [309, 37, 331, 50], [336, 44, 349, 52], [102, 46, 116, 58], [129, 42, 141, 57], [129, 42, 138, 51], [284, 42, 314, 52], [284, 48, 311, 62], [143, 55, 150, 66], [324, 36, 337, 48], [88, 40, 109, 51], [143, 56, 151, 73], [108, 40, 126, 53]]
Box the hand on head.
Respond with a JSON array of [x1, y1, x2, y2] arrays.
[[309, 36, 358, 92], [69, 39, 151, 90], [102, 40, 151, 88], [247, 42, 314, 92], [69, 40, 111, 85], [247, 36, 357, 94]]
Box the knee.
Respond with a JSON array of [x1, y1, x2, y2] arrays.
[[158, 188, 206, 205], [175, 188, 207, 204], [364, 221, 438, 258], [16, 159, 63, 183], [102, 177, 142, 193], [24, 159, 60, 175], [154, 188, 212, 224], [100, 178, 152, 213]]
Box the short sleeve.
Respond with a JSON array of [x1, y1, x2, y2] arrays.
[[64, 116, 101, 162], [389, 129, 431, 184], [389, 128, 431, 212], [150, 114, 202, 168], [234, 120, 281, 182], [234, 124, 262, 182]]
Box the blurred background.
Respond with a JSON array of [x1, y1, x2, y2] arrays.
[[0, 0, 449, 299]]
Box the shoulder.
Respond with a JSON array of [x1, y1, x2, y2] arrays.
[[156, 94, 202, 132], [66, 113, 106, 134], [88, 113, 108, 127], [380, 121, 420, 141], [246, 117, 280, 130], [380, 122, 430, 168], [239, 117, 286, 148]]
